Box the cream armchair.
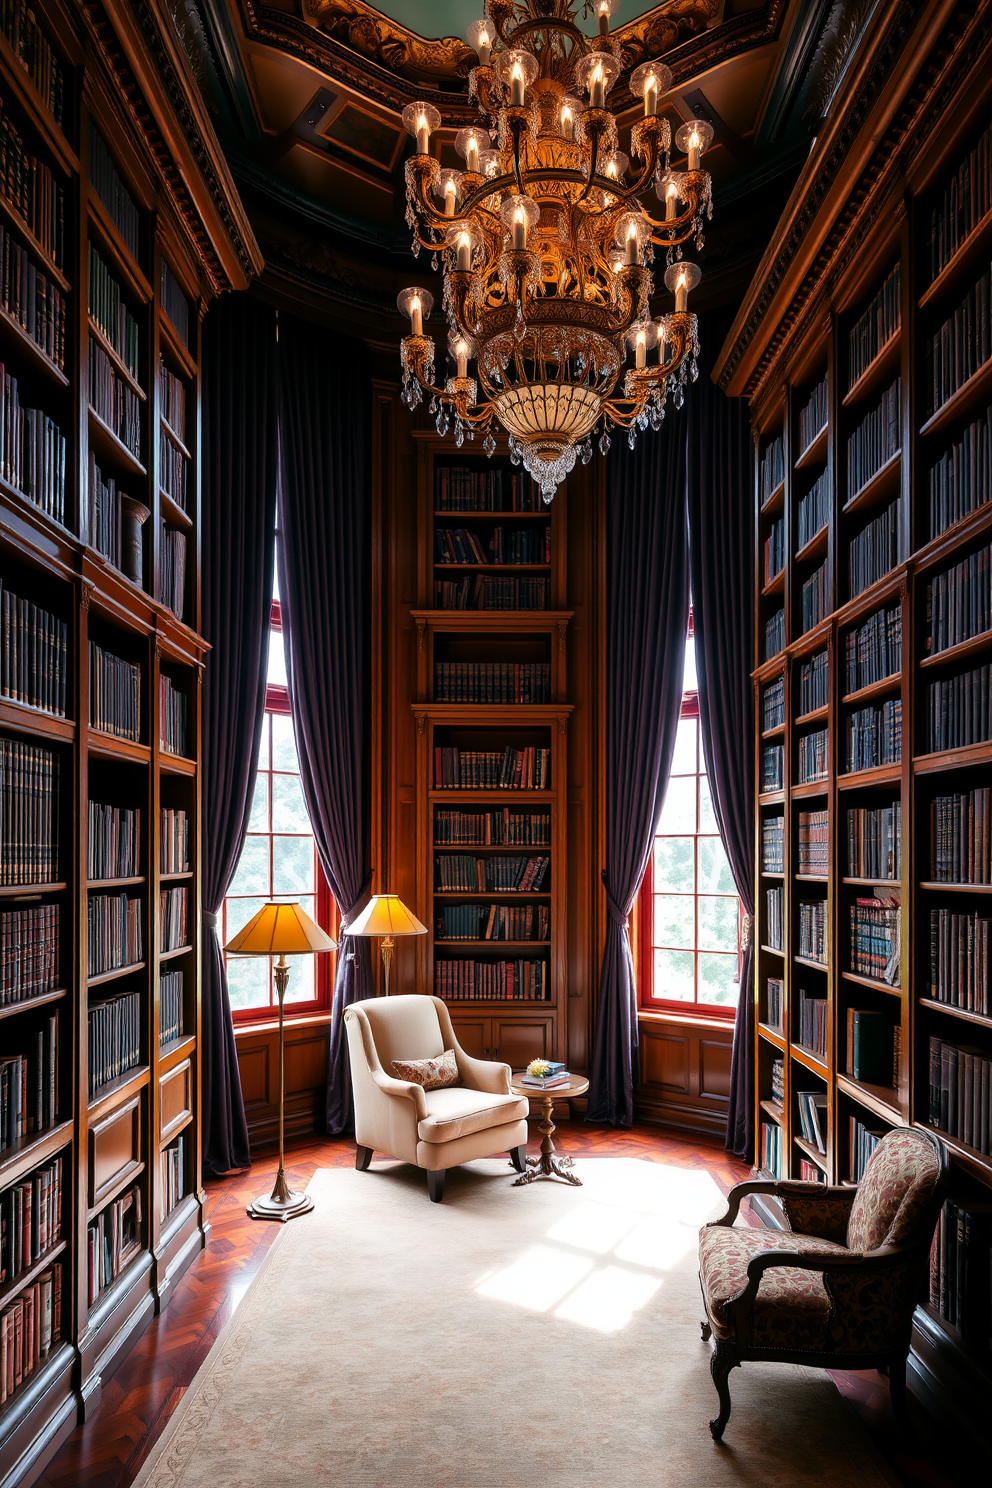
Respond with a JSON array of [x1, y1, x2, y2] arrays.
[[343, 994, 530, 1202]]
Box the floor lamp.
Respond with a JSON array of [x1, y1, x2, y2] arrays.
[[345, 894, 427, 996], [225, 901, 337, 1221]]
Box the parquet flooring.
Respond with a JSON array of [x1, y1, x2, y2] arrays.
[[34, 1124, 964, 1488]]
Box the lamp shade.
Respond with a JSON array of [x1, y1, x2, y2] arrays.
[[224, 901, 338, 956], [344, 895, 428, 938]]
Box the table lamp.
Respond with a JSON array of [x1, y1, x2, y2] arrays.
[[344, 894, 427, 996], [225, 901, 337, 1222]]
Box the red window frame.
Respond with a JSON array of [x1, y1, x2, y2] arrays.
[[224, 599, 337, 1024]]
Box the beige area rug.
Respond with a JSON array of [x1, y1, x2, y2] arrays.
[[134, 1159, 896, 1488]]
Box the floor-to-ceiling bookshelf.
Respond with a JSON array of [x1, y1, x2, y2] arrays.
[[716, 0, 992, 1449], [0, 3, 254, 1481]]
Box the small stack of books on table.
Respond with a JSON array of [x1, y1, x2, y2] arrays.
[[518, 1062, 570, 1090]]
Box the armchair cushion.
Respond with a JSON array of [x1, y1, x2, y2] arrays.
[[847, 1128, 942, 1252], [699, 1226, 846, 1347], [391, 1049, 460, 1091], [417, 1087, 530, 1144]]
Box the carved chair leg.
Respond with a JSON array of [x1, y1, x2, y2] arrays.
[[888, 1351, 911, 1431], [355, 1144, 373, 1172], [427, 1169, 446, 1203], [700, 1320, 712, 1343], [509, 1144, 527, 1174], [709, 1344, 736, 1441]]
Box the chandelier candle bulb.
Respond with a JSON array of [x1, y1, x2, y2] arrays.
[[561, 101, 575, 140], [635, 329, 647, 368], [455, 340, 469, 377], [676, 117, 714, 171], [513, 203, 527, 249], [402, 101, 441, 157], [590, 60, 606, 109], [665, 261, 701, 312], [418, 112, 431, 155], [411, 295, 423, 335], [456, 232, 472, 271], [625, 221, 639, 266], [630, 61, 671, 118], [467, 18, 492, 66], [444, 177, 457, 216], [510, 60, 525, 107], [596, 0, 615, 36], [665, 178, 679, 220]]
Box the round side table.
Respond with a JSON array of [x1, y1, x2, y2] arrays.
[[509, 1074, 590, 1186]]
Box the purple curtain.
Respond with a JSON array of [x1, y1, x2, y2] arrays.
[[276, 314, 373, 1136], [587, 422, 690, 1126], [200, 296, 278, 1175], [687, 368, 755, 1161]]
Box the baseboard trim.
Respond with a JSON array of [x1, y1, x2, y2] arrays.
[[633, 1096, 728, 1140]]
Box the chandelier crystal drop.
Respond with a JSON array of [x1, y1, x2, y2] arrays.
[[396, 0, 712, 500]]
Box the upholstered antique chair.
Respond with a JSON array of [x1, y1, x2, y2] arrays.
[[697, 1126, 947, 1439], [343, 994, 530, 1202]]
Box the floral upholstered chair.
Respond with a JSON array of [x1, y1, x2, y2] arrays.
[[697, 1127, 947, 1439]]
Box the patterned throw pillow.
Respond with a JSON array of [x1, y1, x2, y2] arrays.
[[391, 1049, 460, 1091]]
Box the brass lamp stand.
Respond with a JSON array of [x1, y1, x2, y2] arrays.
[[345, 894, 427, 995], [225, 902, 337, 1221]]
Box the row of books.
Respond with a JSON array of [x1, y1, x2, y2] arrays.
[[90, 641, 140, 741], [1, 2, 65, 125], [846, 379, 900, 500], [847, 802, 901, 881], [87, 800, 139, 880], [88, 455, 132, 573], [796, 1089, 827, 1153], [845, 604, 901, 693], [800, 650, 828, 714], [160, 885, 188, 952], [928, 120, 992, 281], [760, 1120, 783, 1177], [762, 676, 785, 731], [86, 892, 141, 977], [759, 436, 784, 503], [763, 517, 784, 583], [88, 243, 140, 381], [765, 977, 783, 1028], [0, 1262, 61, 1405], [798, 810, 828, 875], [0, 736, 56, 885], [435, 526, 550, 566], [433, 808, 550, 846], [846, 1007, 897, 1086], [928, 406, 992, 539], [0, 103, 64, 267], [159, 357, 186, 438], [797, 469, 830, 552], [764, 607, 785, 660], [797, 989, 827, 1058], [0, 365, 66, 522], [925, 542, 990, 655], [799, 901, 827, 964], [86, 1182, 141, 1307], [161, 1136, 185, 1221], [434, 957, 549, 1000], [765, 886, 783, 950], [435, 466, 541, 511], [159, 524, 187, 620], [845, 698, 901, 772], [800, 1160, 826, 1183], [161, 673, 188, 755], [761, 815, 784, 872], [434, 662, 550, 705], [849, 498, 900, 599], [0, 579, 67, 715], [798, 729, 828, 784], [436, 854, 550, 892], [433, 746, 550, 790], [89, 338, 141, 458], [0, 903, 57, 1006], [89, 123, 140, 261], [160, 432, 187, 511], [87, 989, 140, 1097], [0, 1154, 61, 1283], [800, 562, 828, 632], [850, 896, 900, 985], [771, 1055, 784, 1104], [435, 576, 550, 610], [850, 1115, 883, 1182], [931, 787, 991, 883], [160, 259, 189, 346], [926, 662, 991, 751], [928, 1037, 992, 1155], [925, 264, 992, 417], [160, 969, 184, 1046], [434, 904, 550, 942], [161, 806, 189, 873], [930, 1200, 992, 1358], [928, 908, 990, 1015], [848, 264, 900, 390], [798, 377, 828, 457], [0, 1012, 56, 1150], [761, 743, 783, 792], [0, 221, 65, 367]]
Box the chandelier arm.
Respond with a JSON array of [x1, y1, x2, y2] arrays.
[[576, 120, 603, 207]]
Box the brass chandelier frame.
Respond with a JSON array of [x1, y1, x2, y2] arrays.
[[397, 0, 713, 499]]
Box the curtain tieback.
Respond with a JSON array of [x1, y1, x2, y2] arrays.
[[741, 912, 753, 951], [601, 871, 629, 932], [203, 911, 219, 931]]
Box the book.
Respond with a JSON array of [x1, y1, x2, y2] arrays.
[[847, 265, 900, 388], [846, 1009, 895, 1086], [434, 958, 549, 1001], [759, 435, 784, 502]]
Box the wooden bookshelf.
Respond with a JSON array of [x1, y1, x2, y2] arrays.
[[0, 3, 257, 1482], [715, 3, 992, 1448]]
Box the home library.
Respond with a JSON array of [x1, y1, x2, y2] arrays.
[[0, 2, 252, 1482], [409, 433, 572, 1068], [721, 15, 992, 1447]]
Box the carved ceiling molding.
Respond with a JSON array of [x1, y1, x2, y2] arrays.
[[720, 0, 991, 399], [239, 1, 785, 117]]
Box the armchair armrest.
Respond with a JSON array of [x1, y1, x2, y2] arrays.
[[709, 1179, 855, 1231], [369, 1068, 428, 1119], [707, 1179, 791, 1228], [725, 1242, 912, 1344], [455, 1048, 512, 1095]]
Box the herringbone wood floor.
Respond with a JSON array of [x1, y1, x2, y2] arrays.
[[35, 1125, 961, 1488]]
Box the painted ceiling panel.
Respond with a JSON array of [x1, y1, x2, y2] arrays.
[[367, 1, 662, 42]]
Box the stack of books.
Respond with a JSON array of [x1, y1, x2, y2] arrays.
[[518, 1062, 570, 1090], [845, 604, 902, 691]]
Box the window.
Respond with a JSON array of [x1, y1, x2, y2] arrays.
[[638, 615, 741, 1017], [221, 597, 336, 1021]]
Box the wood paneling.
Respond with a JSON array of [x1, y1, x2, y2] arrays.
[[160, 1061, 192, 1143], [234, 1018, 331, 1149], [89, 1097, 142, 1210], [636, 1017, 734, 1137]]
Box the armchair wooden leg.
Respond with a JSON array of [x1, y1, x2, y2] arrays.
[[355, 1144, 373, 1172], [700, 1320, 712, 1342], [509, 1144, 527, 1174], [708, 1344, 736, 1441], [427, 1169, 446, 1203]]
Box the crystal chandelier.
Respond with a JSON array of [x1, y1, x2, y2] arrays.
[[396, 0, 713, 500]]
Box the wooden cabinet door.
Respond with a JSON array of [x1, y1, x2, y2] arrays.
[[491, 1018, 554, 1069], [450, 1017, 491, 1059]]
